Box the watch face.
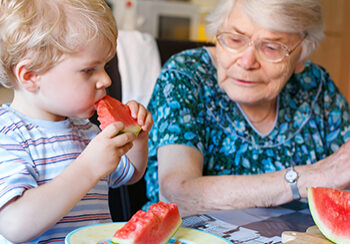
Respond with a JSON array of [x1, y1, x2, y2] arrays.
[[285, 169, 298, 182]]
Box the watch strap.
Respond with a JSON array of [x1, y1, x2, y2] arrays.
[[289, 180, 301, 200]]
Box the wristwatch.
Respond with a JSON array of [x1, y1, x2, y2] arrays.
[[284, 167, 301, 200]]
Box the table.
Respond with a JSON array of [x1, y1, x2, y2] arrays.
[[181, 199, 315, 243]]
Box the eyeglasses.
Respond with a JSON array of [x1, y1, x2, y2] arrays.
[[216, 32, 305, 63]]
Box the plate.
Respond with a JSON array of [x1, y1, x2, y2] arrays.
[[65, 222, 231, 244]]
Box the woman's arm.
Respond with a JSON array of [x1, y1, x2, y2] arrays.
[[158, 142, 350, 217]]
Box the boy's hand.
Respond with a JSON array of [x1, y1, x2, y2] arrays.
[[79, 121, 137, 180], [126, 100, 153, 137]]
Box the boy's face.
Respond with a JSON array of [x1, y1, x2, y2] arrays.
[[33, 36, 113, 121]]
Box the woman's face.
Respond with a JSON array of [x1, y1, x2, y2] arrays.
[[215, 2, 306, 105]]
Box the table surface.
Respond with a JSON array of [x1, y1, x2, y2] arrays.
[[181, 199, 315, 244]]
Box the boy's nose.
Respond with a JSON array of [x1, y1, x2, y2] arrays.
[[97, 71, 112, 89]]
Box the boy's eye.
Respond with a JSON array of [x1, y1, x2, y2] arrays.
[[82, 68, 96, 74]]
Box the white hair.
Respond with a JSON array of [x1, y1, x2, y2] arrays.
[[206, 0, 324, 60]]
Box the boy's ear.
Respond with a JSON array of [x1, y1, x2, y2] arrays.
[[14, 60, 40, 92]]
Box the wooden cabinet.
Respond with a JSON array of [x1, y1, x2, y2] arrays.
[[309, 0, 350, 102]]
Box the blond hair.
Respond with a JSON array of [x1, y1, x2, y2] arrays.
[[206, 0, 324, 61], [0, 0, 118, 88]]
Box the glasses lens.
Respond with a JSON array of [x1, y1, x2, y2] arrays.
[[258, 41, 287, 62], [217, 32, 296, 62], [218, 33, 248, 52]]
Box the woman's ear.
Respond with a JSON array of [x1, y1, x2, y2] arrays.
[[14, 60, 40, 92]]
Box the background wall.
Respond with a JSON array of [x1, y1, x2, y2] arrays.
[[309, 0, 350, 102], [1, 0, 349, 104]]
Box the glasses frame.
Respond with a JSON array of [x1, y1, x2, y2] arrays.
[[216, 32, 306, 63]]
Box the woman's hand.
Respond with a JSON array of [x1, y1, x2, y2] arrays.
[[296, 140, 350, 198], [315, 140, 350, 189]]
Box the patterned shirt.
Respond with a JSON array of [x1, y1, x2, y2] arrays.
[[144, 47, 350, 208], [0, 104, 134, 243]]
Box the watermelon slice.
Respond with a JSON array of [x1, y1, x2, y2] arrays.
[[111, 201, 182, 244], [308, 187, 350, 244], [96, 96, 141, 134]]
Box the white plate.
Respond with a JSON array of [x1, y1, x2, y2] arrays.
[[65, 222, 231, 244]]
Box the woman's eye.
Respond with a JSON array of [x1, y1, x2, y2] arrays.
[[224, 35, 245, 48], [264, 42, 280, 51], [232, 37, 243, 43]]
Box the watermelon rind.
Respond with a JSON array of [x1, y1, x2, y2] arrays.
[[154, 217, 182, 244], [308, 187, 350, 244], [110, 239, 134, 244], [123, 125, 142, 135], [162, 218, 182, 243]]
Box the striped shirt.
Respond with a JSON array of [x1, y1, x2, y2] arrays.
[[0, 104, 134, 243]]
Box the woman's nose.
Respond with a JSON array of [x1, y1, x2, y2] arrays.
[[236, 46, 260, 70]]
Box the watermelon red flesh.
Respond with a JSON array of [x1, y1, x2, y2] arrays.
[[112, 210, 160, 244], [308, 187, 350, 244], [111, 202, 182, 244], [148, 202, 182, 242], [96, 96, 141, 134]]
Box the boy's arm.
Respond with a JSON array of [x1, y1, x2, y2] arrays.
[[0, 123, 135, 243], [0, 157, 101, 242], [125, 133, 149, 184], [124, 101, 153, 185]]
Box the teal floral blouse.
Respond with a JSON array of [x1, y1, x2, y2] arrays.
[[144, 47, 350, 208]]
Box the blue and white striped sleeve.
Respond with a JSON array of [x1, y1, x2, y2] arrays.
[[108, 155, 135, 188], [0, 136, 38, 209]]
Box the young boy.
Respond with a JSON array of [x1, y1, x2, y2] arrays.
[[0, 0, 153, 243]]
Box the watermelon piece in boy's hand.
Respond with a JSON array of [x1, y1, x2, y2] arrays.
[[111, 201, 182, 244], [96, 96, 142, 134]]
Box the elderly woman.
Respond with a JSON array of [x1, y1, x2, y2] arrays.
[[144, 0, 350, 217]]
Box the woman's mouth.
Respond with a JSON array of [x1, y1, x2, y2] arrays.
[[233, 78, 256, 86]]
